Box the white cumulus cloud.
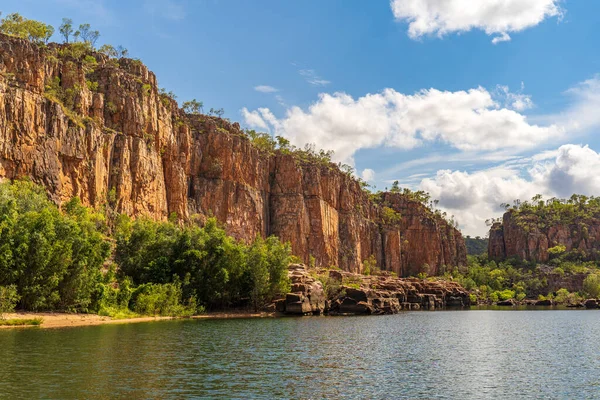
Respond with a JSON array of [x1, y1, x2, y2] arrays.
[[242, 86, 562, 164], [361, 168, 376, 182], [419, 145, 600, 236], [390, 0, 563, 43]]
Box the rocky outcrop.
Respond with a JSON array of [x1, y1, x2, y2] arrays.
[[0, 34, 466, 276], [276, 264, 470, 315], [275, 264, 326, 315], [489, 211, 600, 263]]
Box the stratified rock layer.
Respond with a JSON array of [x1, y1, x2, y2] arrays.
[[277, 264, 470, 315], [489, 211, 600, 263], [0, 34, 466, 276]]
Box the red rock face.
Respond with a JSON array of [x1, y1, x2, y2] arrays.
[[489, 211, 600, 262], [0, 34, 466, 276]]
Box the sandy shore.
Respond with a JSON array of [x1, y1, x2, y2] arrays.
[[1, 311, 275, 329]]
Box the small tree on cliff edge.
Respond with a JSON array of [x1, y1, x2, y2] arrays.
[[77, 23, 100, 47], [59, 18, 73, 43], [0, 13, 54, 44], [183, 99, 203, 114]]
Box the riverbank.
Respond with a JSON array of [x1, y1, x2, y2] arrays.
[[0, 311, 275, 329]]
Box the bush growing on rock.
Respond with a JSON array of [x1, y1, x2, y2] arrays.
[[583, 274, 600, 298], [0, 13, 54, 44]]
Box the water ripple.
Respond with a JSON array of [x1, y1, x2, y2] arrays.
[[1, 310, 600, 399]]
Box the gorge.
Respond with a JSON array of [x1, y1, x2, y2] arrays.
[[0, 32, 466, 278]]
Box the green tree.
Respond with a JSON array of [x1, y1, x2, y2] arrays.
[[59, 18, 73, 43], [0, 181, 110, 311], [0, 13, 54, 44], [209, 107, 225, 117], [182, 99, 203, 114], [98, 44, 118, 58], [0, 285, 19, 319], [77, 23, 99, 47], [583, 274, 600, 298]]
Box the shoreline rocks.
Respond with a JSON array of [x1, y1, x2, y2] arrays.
[[276, 264, 471, 316]]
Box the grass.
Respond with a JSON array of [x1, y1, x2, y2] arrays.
[[98, 306, 140, 320], [0, 318, 43, 326]]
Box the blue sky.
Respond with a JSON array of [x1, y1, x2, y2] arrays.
[[4, 0, 600, 235]]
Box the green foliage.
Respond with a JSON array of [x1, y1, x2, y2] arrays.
[[0, 285, 19, 318], [243, 130, 335, 167], [583, 274, 600, 298], [246, 236, 292, 310], [381, 206, 401, 225], [0, 180, 110, 311], [115, 216, 292, 310], [553, 288, 583, 305], [58, 41, 93, 59], [245, 130, 277, 154], [548, 245, 567, 255], [449, 253, 600, 303], [142, 84, 152, 96], [182, 99, 203, 114], [493, 289, 515, 301], [208, 107, 225, 117], [505, 195, 600, 244], [59, 18, 73, 43], [131, 282, 196, 317], [82, 55, 97, 73], [86, 80, 99, 92], [0, 13, 54, 44], [76, 23, 99, 47], [362, 255, 377, 276], [342, 275, 362, 288], [0, 318, 43, 326], [464, 236, 488, 255]]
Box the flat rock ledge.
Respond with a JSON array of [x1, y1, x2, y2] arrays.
[[274, 264, 470, 316]]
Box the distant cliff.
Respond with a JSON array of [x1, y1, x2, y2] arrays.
[[488, 196, 600, 262], [0, 33, 466, 276]]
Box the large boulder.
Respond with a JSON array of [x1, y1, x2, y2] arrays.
[[584, 299, 599, 309]]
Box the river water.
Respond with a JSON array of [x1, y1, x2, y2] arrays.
[[1, 310, 599, 399]]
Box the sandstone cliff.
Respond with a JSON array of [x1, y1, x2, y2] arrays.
[[489, 209, 600, 263], [277, 264, 470, 316], [0, 34, 466, 276]]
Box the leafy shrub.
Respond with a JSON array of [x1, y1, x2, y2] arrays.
[[0, 13, 54, 44], [86, 80, 99, 92], [131, 282, 196, 317], [381, 206, 402, 225], [548, 245, 566, 256], [0, 285, 19, 318], [583, 274, 600, 298], [469, 293, 477, 304], [0, 181, 110, 311]]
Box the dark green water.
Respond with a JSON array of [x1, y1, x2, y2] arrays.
[[1, 310, 600, 399]]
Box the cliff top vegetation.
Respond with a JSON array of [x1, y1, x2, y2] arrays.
[[489, 194, 600, 231], [0, 11, 460, 232]]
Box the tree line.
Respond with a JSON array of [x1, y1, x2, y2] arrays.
[[0, 180, 291, 317]]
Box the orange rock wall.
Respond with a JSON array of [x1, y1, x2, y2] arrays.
[[0, 34, 466, 276], [488, 211, 600, 262]]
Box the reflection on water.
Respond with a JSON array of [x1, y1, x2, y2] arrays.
[[1, 310, 599, 399]]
